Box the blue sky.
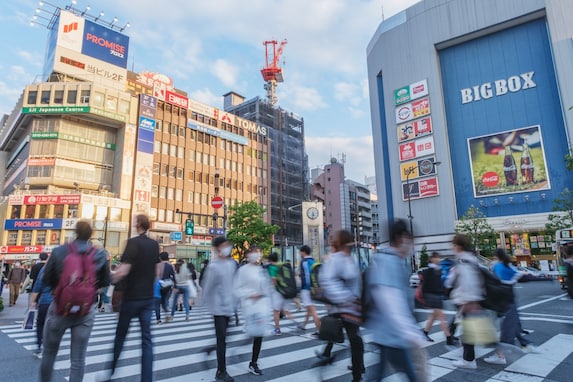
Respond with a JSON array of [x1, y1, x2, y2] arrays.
[[0, 0, 419, 183]]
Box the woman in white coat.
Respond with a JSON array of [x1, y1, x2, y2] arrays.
[[233, 246, 271, 376]]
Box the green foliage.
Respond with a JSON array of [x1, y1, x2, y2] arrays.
[[565, 150, 573, 171], [455, 205, 497, 256], [226, 200, 279, 261], [545, 188, 573, 237], [419, 244, 429, 268], [0, 296, 4, 312]]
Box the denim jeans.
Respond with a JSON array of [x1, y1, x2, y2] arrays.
[[112, 299, 154, 382], [170, 285, 190, 316], [500, 303, 530, 346], [365, 344, 418, 382], [40, 302, 96, 382]]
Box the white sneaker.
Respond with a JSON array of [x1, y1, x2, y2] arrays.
[[484, 354, 507, 365], [522, 344, 540, 353], [452, 359, 477, 369]]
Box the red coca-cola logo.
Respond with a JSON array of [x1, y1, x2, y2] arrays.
[[481, 171, 500, 187]]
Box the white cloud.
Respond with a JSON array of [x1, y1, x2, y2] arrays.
[[281, 84, 327, 111], [306, 135, 375, 182], [210, 59, 240, 88], [188, 88, 223, 109]]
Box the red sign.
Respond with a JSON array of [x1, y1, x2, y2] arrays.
[[419, 177, 439, 197], [399, 142, 416, 161], [481, 172, 500, 188], [211, 196, 224, 209], [0, 245, 46, 254], [23, 194, 81, 205], [412, 97, 430, 119], [165, 90, 189, 109]]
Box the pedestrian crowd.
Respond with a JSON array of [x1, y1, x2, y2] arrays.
[[2, 216, 551, 382]]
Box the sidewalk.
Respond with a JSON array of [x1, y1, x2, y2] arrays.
[[0, 285, 30, 326]]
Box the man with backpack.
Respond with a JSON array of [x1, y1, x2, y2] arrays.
[[108, 214, 161, 382], [267, 252, 299, 335], [40, 220, 110, 382], [297, 245, 321, 335]]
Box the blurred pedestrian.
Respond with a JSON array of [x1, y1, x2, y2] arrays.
[[168, 260, 191, 321], [364, 220, 426, 382], [158, 252, 175, 319], [109, 214, 160, 382], [233, 246, 270, 375], [7, 262, 26, 306], [485, 248, 539, 365], [297, 245, 321, 335], [447, 234, 485, 369], [267, 252, 299, 335], [201, 237, 238, 382], [29, 252, 49, 291], [319, 230, 364, 382], [29, 264, 53, 357], [421, 252, 454, 345]]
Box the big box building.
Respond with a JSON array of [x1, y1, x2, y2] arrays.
[[367, 0, 573, 265]]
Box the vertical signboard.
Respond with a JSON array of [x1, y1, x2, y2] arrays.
[[131, 94, 156, 232]]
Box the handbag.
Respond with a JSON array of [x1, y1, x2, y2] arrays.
[[461, 312, 498, 345], [187, 280, 198, 299], [244, 297, 271, 337], [22, 309, 37, 330], [318, 315, 344, 343]]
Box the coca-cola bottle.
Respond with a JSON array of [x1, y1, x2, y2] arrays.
[[503, 146, 518, 186], [520, 142, 535, 184]]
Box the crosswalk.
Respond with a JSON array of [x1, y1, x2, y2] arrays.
[[1, 304, 572, 381]]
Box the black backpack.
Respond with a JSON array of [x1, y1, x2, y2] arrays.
[[275, 262, 297, 299], [309, 262, 332, 303], [476, 264, 513, 314]]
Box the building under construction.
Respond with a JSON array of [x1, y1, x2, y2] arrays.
[[224, 92, 308, 247]]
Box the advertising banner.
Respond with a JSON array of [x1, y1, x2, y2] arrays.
[[0, 245, 54, 254], [400, 157, 438, 181], [399, 136, 435, 161], [394, 79, 429, 105], [27, 158, 56, 166], [82, 19, 129, 68], [4, 219, 63, 230], [397, 117, 433, 142], [23, 194, 81, 205], [57, 11, 84, 52], [53, 46, 127, 91], [165, 90, 189, 109], [402, 176, 439, 201], [395, 96, 431, 124], [467, 125, 550, 197]]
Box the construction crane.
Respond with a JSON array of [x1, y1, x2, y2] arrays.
[[261, 39, 287, 106]]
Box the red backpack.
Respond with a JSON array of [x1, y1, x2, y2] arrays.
[[53, 244, 98, 317]]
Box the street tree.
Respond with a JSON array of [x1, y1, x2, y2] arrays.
[[226, 200, 279, 261], [419, 244, 429, 268], [455, 205, 496, 256], [545, 188, 573, 237]]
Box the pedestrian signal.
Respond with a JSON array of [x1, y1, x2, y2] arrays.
[[185, 219, 194, 235]]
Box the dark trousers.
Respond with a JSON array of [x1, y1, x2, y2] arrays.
[[36, 303, 50, 348], [252, 337, 263, 363], [154, 298, 161, 321], [323, 320, 364, 382], [462, 343, 475, 361], [160, 288, 171, 312], [112, 299, 154, 382], [214, 315, 230, 372], [366, 344, 418, 382]]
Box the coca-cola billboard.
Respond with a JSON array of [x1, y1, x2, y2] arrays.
[[467, 125, 550, 197]]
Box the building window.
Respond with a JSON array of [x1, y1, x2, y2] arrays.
[[187, 191, 194, 202], [158, 209, 165, 221], [177, 146, 184, 159], [66, 90, 77, 104], [177, 168, 184, 179], [152, 185, 158, 197], [167, 187, 174, 200], [41, 90, 51, 104], [162, 143, 169, 155], [80, 89, 90, 104], [153, 162, 160, 174], [159, 187, 166, 198], [161, 164, 168, 176], [175, 189, 182, 201], [53, 90, 63, 104], [156, 120, 162, 131], [27, 91, 38, 104]]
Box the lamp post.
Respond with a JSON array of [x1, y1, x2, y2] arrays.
[[404, 161, 440, 270]]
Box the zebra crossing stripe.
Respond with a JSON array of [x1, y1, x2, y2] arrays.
[[503, 334, 573, 378], [82, 334, 312, 382]]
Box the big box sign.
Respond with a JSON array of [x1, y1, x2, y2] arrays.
[[439, 18, 569, 218]]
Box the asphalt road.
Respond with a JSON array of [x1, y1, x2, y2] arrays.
[[0, 280, 571, 381]]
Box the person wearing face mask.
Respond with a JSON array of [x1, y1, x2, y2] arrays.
[[363, 219, 427, 382], [201, 237, 238, 382], [233, 246, 271, 376]]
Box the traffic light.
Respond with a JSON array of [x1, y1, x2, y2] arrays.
[[185, 219, 194, 235]]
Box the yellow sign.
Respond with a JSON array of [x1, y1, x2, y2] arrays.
[[400, 161, 419, 181]]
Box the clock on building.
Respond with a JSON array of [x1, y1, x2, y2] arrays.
[[306, 207, 319, 220]]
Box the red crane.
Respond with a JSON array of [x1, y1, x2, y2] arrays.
[[261, 39, 287, 106]]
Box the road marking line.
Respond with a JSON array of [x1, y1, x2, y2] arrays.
[[518, 294, 567, 310], [504, 334, 573, 377]]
